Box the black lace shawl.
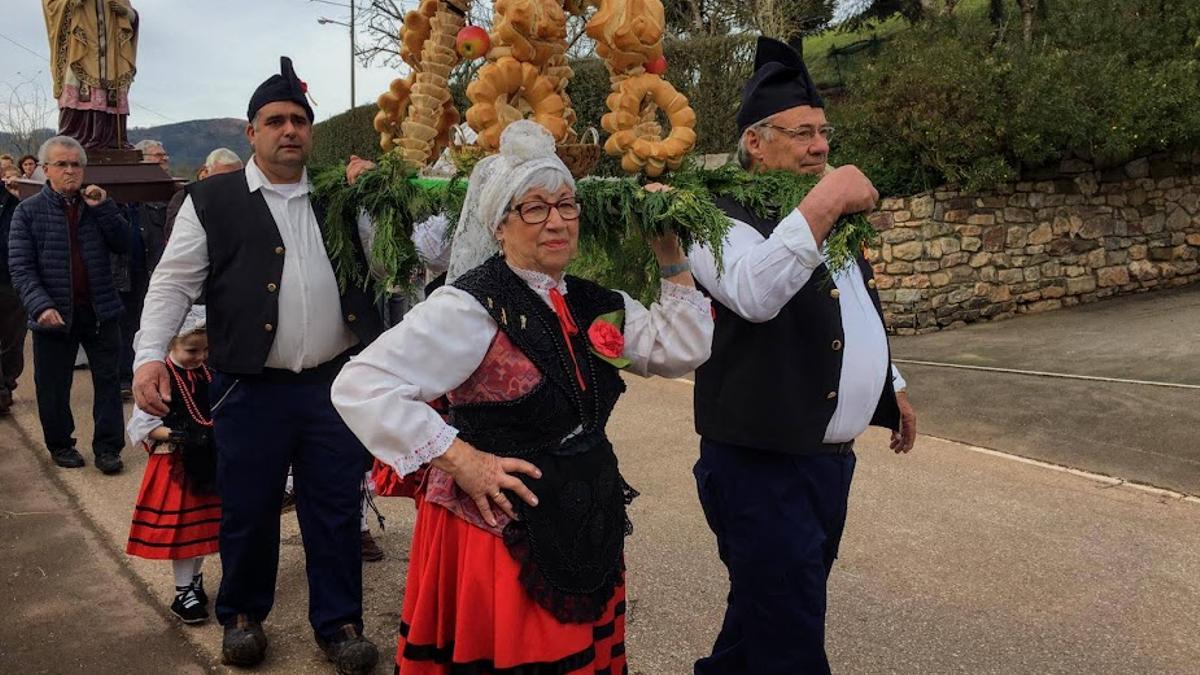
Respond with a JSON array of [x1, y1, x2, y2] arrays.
[[161, 364, 217, 495], [451, 256, 637, 623]]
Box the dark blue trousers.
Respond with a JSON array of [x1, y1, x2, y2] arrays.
[[31, 304, 124, 456], [693, 438, 857, 675], [210, 371, 367, 641]]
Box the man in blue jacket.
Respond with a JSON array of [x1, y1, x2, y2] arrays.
[[8, 135, 129, 474]]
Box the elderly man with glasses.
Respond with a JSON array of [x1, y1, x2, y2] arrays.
[[8, 135, 130, 474], [686, 37, 918, 675]]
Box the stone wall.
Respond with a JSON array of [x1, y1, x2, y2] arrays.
[[868, 152, 1200, 334]]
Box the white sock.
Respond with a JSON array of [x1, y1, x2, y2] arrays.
[[192, 556, 204, 579], [173, 558, 198, 589]]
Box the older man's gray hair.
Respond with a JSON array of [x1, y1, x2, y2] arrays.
[[205, 148, 243, 168], [736, 117, 777, 171], [38, 135, 88, 166], [134, 139, 164, 153]]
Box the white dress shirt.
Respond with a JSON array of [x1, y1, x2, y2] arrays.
[[331, 266, 713, 477], [688, 208, 906, 444], [134, 157, 359, 373]]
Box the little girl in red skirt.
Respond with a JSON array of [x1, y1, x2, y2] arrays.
[[125, 308, 221, 625]]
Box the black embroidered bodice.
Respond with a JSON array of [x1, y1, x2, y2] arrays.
[[450, 256, 635, 623]]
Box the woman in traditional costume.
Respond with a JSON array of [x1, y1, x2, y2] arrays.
[[332, 120, 712, 673]]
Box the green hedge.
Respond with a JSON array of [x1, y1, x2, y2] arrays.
[[312, 104, 383, 166], [831, 1, 1200, 195]]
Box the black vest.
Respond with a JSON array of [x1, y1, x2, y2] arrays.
[[694, 197, 900, 453], [187, 170, 383, 374], [451, 256, 633, 624]]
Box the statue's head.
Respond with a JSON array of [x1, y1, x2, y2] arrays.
[[39, 136, 88, 196]]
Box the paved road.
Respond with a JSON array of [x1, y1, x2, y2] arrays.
[[0, 418, 210, 674], [4, 360, 1200, 673], [891, 285, 1200, 496]]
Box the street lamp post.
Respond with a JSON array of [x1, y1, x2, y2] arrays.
[[317, 8, 356, 109]]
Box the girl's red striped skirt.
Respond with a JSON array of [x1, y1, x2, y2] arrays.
[[396, 496, 628, 674], [125, 450, 221, 560]]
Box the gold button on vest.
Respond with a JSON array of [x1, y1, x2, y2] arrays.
[[274, 246, 285, 255], [830, 289, 841, 299], [831, 339, 843, 351], [826, 391, 838, 400], [867, 278, 877, 289], [264, 323, 274, 332], [347, 314, 357, 323], [266, 282, 278, 293]]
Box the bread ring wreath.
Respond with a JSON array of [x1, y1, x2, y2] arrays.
[[602, 73, 697, 177], [466, 56, 570, 150]]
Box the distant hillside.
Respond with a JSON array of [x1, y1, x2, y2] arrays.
[[1, 117, 249, 176], [128, 118, 249, 174]]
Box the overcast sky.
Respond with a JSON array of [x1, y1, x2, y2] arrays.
[[1, 0, 413, 130]]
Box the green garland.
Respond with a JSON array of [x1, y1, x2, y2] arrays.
[[312, 154, 877, 300]]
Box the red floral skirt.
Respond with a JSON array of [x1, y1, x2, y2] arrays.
[[396, 496, 628, 674], [125, 449, 221, 560]]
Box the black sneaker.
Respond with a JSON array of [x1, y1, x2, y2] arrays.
[[316, 625, 378, 675], [95, 453, 124, 475], [191, 575, 208, 607], [50, 447, 86, 468], [222, 615, 268, 667], [170, 588, 209, 625]]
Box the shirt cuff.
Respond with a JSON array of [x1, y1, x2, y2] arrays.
[[659, 279, 711, 315], [775, 209, 825, 270], [892, 364, 907, 392], [392, 424, 459, 477]]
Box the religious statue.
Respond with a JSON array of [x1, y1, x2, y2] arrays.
[[43, 0, 139, 150]]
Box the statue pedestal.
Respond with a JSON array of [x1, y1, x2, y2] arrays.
[[14, 148, 181, 203]]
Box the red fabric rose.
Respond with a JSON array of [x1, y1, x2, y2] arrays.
[[588, 320, 624, 360]]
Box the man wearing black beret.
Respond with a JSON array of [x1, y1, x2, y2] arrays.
[[686, 37, 918, 674], [132, 57, 382, 673]]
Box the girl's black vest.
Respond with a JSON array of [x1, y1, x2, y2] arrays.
[[186, 170, 383, 374], [162, 362, 217, 495], [694, 197, 900, 453], [451, 256, 634, 624]]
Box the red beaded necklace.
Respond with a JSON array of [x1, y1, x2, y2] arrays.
[[166, 358, 214, 428]]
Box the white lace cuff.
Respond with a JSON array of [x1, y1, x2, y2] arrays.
[[660, 279, 712, 315], [392, 424, 459, 477]]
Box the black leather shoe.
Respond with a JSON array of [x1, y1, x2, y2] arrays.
[[222, 615, 268, 667], [50, 447, 85, 468], [95, 453, 123, 475], [316, 625, 379, 675]]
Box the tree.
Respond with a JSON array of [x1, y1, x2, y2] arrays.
[[736, 0, 836, 51], [1, 77, 55, 156]]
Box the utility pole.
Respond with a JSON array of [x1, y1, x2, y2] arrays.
[[349, 0, 356, 108]]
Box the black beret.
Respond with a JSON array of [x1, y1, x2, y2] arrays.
[[736, 36, 824, 135], [247, 56, 315, 122]]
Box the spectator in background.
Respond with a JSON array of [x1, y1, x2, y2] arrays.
[[1, 167, 27, 414], [8, 135, 129, 474], [116, 140, 174, 398], [0, 155, 13, 171], [165, 148, 243, 241], [19, 155, 40, 180]]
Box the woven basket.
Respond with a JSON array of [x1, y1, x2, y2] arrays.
[[555, 128, 602, 179]]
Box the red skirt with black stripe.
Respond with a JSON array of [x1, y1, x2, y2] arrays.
[[125, 449, 221, 560], [396, 496, 628, 674]]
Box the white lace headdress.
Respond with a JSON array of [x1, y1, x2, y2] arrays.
[[445, 120, 575, 283], [177, 305, 207, 337]]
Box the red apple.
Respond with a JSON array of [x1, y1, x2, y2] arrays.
[[645, 55, 668, 75], [456, 26, 490, 60]]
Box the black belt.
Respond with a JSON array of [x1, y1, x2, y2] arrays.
[[819, 441, 855, 455], [251, 347, 357, 385]]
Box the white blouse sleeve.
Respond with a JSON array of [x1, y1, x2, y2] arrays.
[[331, 286, 497, 476], [618, 280, 713, 379], [127, 407, 164, 448]]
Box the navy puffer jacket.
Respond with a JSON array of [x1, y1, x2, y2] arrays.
[[8, 184, 129, 331]]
